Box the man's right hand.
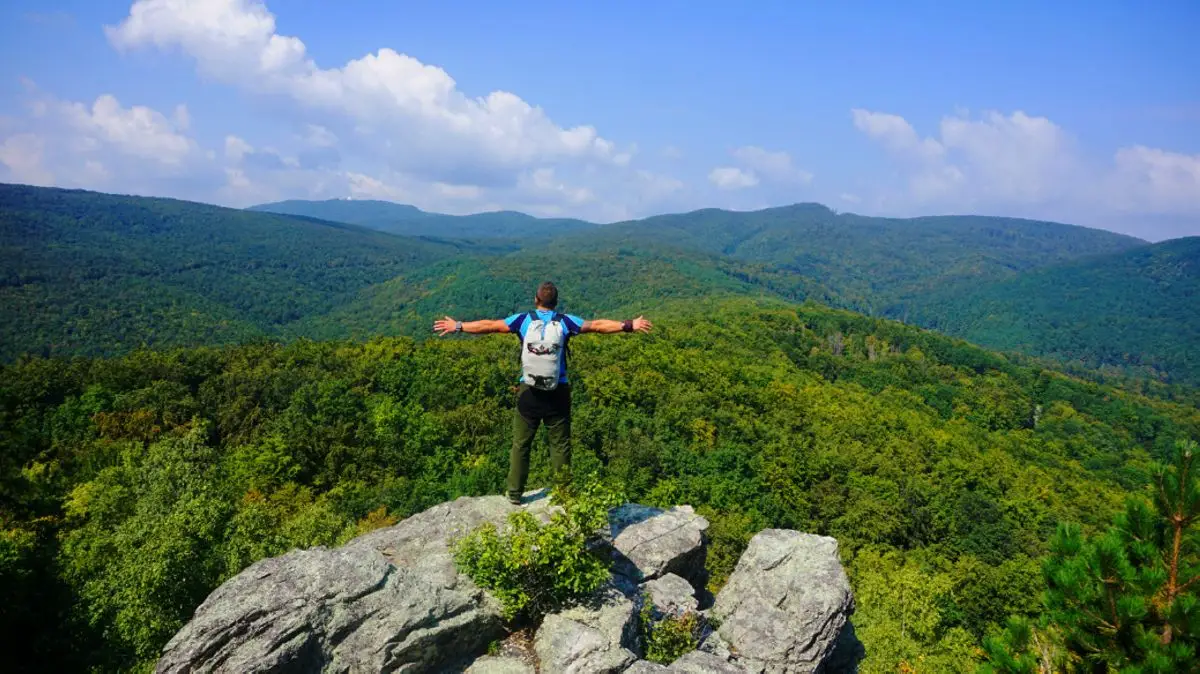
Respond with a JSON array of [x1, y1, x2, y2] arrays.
[[433, 316, 458, 336]]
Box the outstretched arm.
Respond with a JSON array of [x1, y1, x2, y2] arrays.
[[581, 315, 653, 334], [433, 316, 511, 336]]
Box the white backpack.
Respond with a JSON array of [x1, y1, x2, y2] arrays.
[[521, 312, 568, 390]]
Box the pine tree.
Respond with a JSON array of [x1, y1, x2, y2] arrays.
[[983, 439, 1199, 673]]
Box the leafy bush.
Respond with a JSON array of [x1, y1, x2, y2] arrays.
[[452, 480, 624, 621], [638, 596, 705, 664]]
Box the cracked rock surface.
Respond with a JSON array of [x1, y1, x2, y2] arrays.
[[710, 530, 855, 673], [607, 504, 710, 585], [534, 583, 640, 674], [156, 493, 542, 673], [642, 573, 698, 618]]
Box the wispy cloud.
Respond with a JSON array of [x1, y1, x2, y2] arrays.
[[852, 107, 1200, 220]]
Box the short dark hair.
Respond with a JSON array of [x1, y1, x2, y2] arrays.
[[536, 281, 558, 309]]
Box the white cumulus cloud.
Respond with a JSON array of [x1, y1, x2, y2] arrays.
[[852, 109, 944, 160], [1110, 146, 1200, 214], [731, 146, 813, 184], [0, 2, 692, 222], [521, 167, 595, 205], [0, 88, 210, 196], [106, 0, 625, 184], [709, 166, 759, 190], [58, 94, 195, 165], [224, 135, 253, 161], [0, 134, 53, 186], [852, 107, 1200, 222]]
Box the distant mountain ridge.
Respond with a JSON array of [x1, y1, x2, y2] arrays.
[[0, 184, 484, 360], [248, 198, 596, 239], [4, 184, 1196, 385], [552, 202, 1146, 316]]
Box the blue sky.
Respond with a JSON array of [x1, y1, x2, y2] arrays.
[[0, 1, 1197, 239]]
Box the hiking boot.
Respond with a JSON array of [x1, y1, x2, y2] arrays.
[[507, 494, 522, 506]]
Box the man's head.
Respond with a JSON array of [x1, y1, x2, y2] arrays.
[[535, 281, 558, 310]]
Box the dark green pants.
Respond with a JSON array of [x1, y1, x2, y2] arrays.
[[507, 384, 571, 501]]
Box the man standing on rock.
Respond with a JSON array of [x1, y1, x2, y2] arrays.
[[433, 281, 652, 504]]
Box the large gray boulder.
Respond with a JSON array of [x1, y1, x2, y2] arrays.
[[642, 573, 698, 618], [533, 583, 640, 674], [158, 490, 858, 674], [697, 630, 736, 662], [711, 530, 854, 674], [157, 494, 544, 673], [607, 504, 710, 584]]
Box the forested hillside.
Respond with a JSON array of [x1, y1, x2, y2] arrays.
[[912, 236, 1200, 385], [0, 184, 492, 360], [289, 246, 840, 341], [3, 298, 1197, 672], [250, 198, 596, 239], [255, 197, 1192, 385], [252, 198, 1145, 318], [8, 184, 1194, 387], [559, 204, 1145, 313]]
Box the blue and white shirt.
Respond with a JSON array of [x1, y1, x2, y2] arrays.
[[505, 309, 585, 384]]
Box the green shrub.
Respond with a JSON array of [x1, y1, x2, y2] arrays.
[[639, 594, 704, 664], [452, 480, 624, 621]]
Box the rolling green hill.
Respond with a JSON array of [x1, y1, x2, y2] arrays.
[[249, 198, 597, 239], [288, 246, 840, 341], [0, 184, 484, 360], [911, 236, 1200, 384], [557, 204, 1146, 314], [4, 184, 1196, 387]]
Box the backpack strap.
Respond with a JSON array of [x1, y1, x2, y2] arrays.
[[553, 312, 572, 362], [512, 312, 534, 368]]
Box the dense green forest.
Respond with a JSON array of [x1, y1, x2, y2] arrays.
[[912, 237, 1200, 385], [287, 247, 794, 341], [554, 204, 1144, 313], [250, 198, 596, 239], [0, 184, 498, 361], [3, 297, 1198, 672]]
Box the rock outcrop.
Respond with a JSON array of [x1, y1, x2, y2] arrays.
[[534, 583, 640, 673], [157, 493, 553, 673], [606, 504, 710, 586], [642, 573, 698, 618], [711, 530, 855, 673], [157, 493, 858, 674]]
